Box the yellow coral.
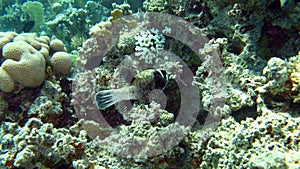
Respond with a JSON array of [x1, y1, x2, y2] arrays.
[[89, 21, 113, 37], [14, 33, 43, 50], [50, 39, 66, 52], [111, 9, 123, 21], [12, 33, 50, 64], [0, 32, 17, 50], [51, 52, 72, 76], [0, 67, 14, 92], [1, 41, 45, 92]]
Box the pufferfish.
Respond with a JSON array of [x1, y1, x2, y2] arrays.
[[95, 69, 169, 110]]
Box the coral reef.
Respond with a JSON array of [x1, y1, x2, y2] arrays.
[[45, 0, 109, 51], [0, 0, 109, 50], [200, 111, 300, 169], [0, 3, 24, 33], [0, 32, 16, 49], [0, 118, 86, 168], [143, 0, 167, 12], [0, 0, 299, 168], [50, 39, 66, 53], [27, 80, 68, 123], [256, 57, 288, 94]]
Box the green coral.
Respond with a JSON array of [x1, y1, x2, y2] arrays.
[[21, 1, 44, 32]]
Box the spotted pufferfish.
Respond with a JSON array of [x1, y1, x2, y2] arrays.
[[95, 69, 169, 110]]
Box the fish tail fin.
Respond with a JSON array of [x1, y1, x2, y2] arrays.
[[95, 87, 137, 110], [95, 90, 116, 110]]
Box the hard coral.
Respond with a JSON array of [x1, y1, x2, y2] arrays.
[[200, 111, 300, 169], [0, 32, 73, 92], [134, 28, 165, 64], [0, 68, 14, 92], [14, 33, 43, 50], [89, 21, 113, 37], [0, 32, 17, 51], [143, 0, 167, 12], [51, 52, 72, 76], [50, 39, 66, 52], [110, 9, 123, 21], [13, 33, 50, 62], [1, 41, 45, 92], [288, 51, 300, 102], [255, 57, 289, 94]]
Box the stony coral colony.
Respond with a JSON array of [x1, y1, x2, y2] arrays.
[[0, 0, 300, 169]]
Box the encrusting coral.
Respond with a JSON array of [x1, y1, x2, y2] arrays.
[[255, 52, 300, 104], [1, 118, 87, 168], [256, 57, 289, 94]]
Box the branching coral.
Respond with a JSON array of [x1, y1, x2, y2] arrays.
[[134, 28, 165, 64]]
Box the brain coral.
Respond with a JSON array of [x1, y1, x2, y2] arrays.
[[50, 39, 66, 52], [0, 41, 45, 92], [12, 33, 51, 62], [50, 52, 72, 76], [0, 67, 14, 92], [0, 32, 17, 51]]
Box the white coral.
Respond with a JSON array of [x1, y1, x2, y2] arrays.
[[134, 28, 165, 64]]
